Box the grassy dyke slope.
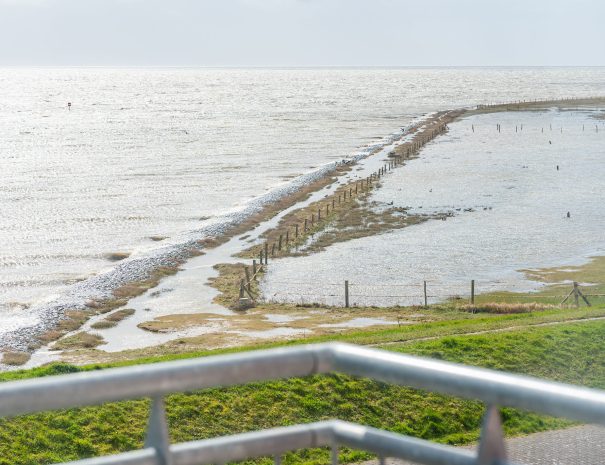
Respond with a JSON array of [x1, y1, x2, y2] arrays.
[[0, 319, 604, 465]]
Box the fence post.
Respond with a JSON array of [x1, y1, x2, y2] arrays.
[[573, 282, 580, 308], [295, 224, 299, 238], [278, 234, 282, 251], [471, 280, 475, 305], [239, 280, 245, 298], [423, 281, 428, 307], [252, 260, 257, 275], [345, 280, 350, 308], [264, 243, 269, 264], [259, 250, 264, 266], [245, 267, 252, 292]]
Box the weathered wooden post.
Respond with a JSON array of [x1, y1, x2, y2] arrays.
[[271, 243, 276, 257], [264, 243, 269, 264], [345, 280, 350, 308], [573, 281, 580, 308], [285, 230, 289, 244], [471, 280, 475, 305], [252, 259, 257, 275], [244, 267, 252, 292], [318, 208, 321, 221], [311, 213, 315, 225], [295, 223, 299, 238], [423, 281, 428, 308], [278, 234, 282, 251], [304, 218, 308, 230], [239, 279, 245, 299], [332, 199, 335, 209], [259, 250, 264, 266]]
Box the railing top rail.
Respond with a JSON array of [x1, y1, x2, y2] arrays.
[[1, 342, 605, 426]]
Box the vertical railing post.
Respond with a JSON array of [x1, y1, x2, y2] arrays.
[[477, 405, 507, 465], [145, 397, 173, 465], [471, 279, 475, 305]]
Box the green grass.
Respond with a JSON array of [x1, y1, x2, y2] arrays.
[[1, 316, 605, 465]]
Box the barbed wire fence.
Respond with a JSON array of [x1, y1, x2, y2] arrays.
[[258, 279, 604, 309]]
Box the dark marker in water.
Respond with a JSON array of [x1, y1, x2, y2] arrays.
[[67, 102, 72, 110]]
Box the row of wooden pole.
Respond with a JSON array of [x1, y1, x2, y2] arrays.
[[237, 118, 451, 305], [477, 96, 605, 111], [255, 120, 450, 267], [340, 280, 591, 309]]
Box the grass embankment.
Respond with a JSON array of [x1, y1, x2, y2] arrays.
[[1, 316, 605, 465]]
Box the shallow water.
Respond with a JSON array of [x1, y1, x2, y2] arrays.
[[75, 127, 412, 352], [2, 67, 605, 340], [262, 108, 605, 306]]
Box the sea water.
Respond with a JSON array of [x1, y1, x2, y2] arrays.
[[1, 67, 605, 341]]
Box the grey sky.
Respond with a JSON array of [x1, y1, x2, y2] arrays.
[[0, 0, 603, 66]]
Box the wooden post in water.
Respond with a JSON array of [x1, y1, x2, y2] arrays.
[[423, 281, 428, 308], [252, 259, 257, 275], [345, 280, 350, 308], [239, 280, 245, 299], [318, 208, 321, 221], [278, 234, 282, 251], [264, 243, 269, 264], [470, 280, 475, 305], [295, 223, 299, 238], [271, 243, 276, 257], [259, 250, 264, 266]]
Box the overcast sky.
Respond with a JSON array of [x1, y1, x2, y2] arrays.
[[0, 0, 604, 67]]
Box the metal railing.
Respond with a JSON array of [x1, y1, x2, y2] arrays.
[[1, 343, 605, 465]]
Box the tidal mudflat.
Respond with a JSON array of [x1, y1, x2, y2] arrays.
[[262, 108, 605, 306]]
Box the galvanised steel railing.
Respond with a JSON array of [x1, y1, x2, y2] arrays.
[[2, 342, 605, 465]]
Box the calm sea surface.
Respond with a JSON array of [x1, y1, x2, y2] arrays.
[[1, 67, 605, 335]]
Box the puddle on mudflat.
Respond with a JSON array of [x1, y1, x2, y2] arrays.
[[232, 327, 309, 338], [263, 313, 307, 323], [319, 317, 396, 328]]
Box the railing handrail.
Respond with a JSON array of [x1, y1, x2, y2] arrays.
[[3, 342, 604, 465], [2, 342, 604, 424]]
